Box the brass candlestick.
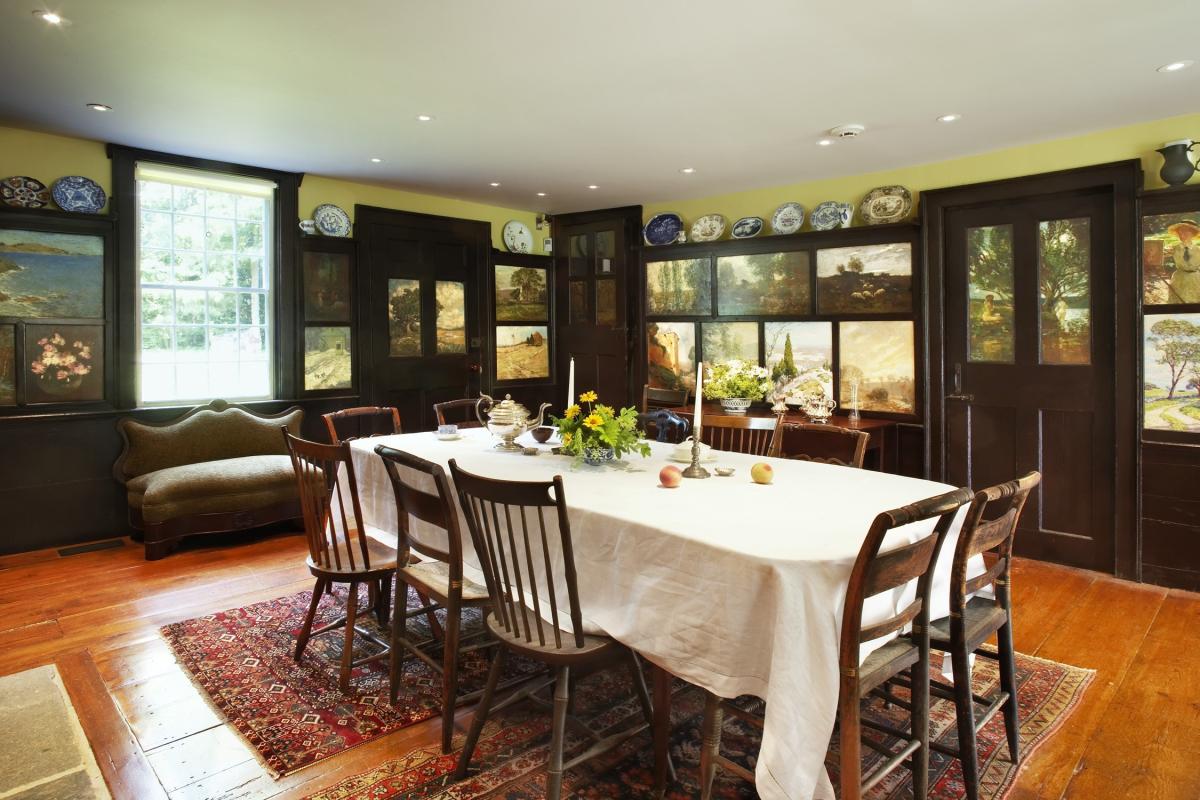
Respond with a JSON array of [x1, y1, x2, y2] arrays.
[[681, 421, 710, 479]]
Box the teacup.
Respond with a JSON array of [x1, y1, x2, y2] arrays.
[[437, 424, 458, 440], [299, 219, 317, 235]]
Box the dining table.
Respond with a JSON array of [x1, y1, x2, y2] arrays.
[[345, 426, 974, 800]]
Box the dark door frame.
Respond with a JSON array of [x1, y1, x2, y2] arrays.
[[922, 160, 1141, 579]]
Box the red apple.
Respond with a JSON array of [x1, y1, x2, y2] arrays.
[[659, 465, 683, 488], [750, 462, 774, 485]]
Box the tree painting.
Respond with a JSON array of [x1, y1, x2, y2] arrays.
[[967, 225, 1015, 362], [764, 321, 832, 403], [1144, 313, 1200, 432], [1038, 218, 1091, 364], [495, 265, 548, 321], [387, 278, 421, 357], [716, 252, 809, 315], [646, 258, 711, 316], [701, 322, 758, 365]]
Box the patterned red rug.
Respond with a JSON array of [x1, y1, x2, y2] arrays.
[[301, 650, 1092, 799], [161, 585, 539, 776]]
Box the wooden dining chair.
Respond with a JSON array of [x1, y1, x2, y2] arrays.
[[698, 486, 973, 800], [433, 398, 484, 429], [699, 413, 780, 456], [283, 429, 398, 692], [771, 422, 870, 467], [448, 459, 659, 800], [637, 409, 690, 444], [642, 384, 689, 413], [375, 445, 493, 753], [322, 405, 402, 443]]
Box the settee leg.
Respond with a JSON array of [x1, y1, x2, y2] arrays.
[[144, 538, 178, 560]]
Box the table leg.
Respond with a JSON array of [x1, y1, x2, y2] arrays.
[[652, 663, 672, 798]]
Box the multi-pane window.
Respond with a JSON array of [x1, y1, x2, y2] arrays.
[[135, 164, 275, 404]]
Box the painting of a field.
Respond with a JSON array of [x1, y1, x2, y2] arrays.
[[304, 326, 352, 391], [765, 321, 833, 404], [839, 321, 915, 414], [496, 325, 548, 381], [0, 325, 14, 405], [436, 281, 466, 354], [647, 321, 696, 392], [1144, 312, 1200, 432], [701, 322, 758, 364], [495, 265, 548, 321], [646, 258, 711, 316], [388, 278, 421, 357], [303, 251, 351, 322], [816, 243, 911, 314], [1143, 212, 1200, 305], [0, 230, 103, 319], [716, 252, 809, 315]]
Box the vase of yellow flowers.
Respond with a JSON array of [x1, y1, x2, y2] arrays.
[[552, 390, 652, 466]]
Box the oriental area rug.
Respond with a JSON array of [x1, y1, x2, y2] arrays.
[[161, 585, 539, 776], [301, 650, 1092, 800]]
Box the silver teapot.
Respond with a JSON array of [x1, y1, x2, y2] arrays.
[[475, 393, 551, 452]]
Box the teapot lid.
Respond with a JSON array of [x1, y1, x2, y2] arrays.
[[486, 394, 528, 422]]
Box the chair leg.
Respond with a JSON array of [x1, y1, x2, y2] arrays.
[[295, 577, 326, 662], [376, 574, 393, 628], [339, 581, 359, 693], [454, 648, 507, 781], [440, 599, 462, 754], [996, 619, 1021, 763], [951, 645, 980, 800], [388, 577, 410, 704], [546, 665, 571, 800], [911, 647, 932, 798], [699, 692, 724, 800], [838, 684, 862, 800]]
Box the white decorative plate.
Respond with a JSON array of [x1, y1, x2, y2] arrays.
[[859, 186, 913, 225], [690, 214, 726, 242], [770, 202, 805, 234], [502, 220, 534, 253], [313, 204, 352, 236]]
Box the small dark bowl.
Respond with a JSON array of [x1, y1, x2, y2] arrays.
[[531, 426, 554, 444]]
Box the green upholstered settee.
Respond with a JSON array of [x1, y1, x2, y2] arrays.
[[113, 400, 305, 560]]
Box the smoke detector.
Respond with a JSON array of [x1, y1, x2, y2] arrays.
[[829, 124, 866, 139]]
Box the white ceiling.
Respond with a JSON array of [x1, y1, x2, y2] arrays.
[[1, 0, 1197, 213]]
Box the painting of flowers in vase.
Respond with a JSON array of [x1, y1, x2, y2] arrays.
[[25, 324, 104, 403]]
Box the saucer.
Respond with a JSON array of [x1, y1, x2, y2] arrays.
[[435, 433, 463, 442]]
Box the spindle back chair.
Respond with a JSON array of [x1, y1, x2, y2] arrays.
[[433, 398, 485, 429], [322, 405, 402, 443], [699, 413, 780, 456], [771, 422, 869, 467]]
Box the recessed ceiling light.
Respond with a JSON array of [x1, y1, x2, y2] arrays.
[[536, 192, 547, 197], [936, 113, 962, 123], [1157, 60, 1194, 73], [587, 185, 599, 190], [415, 114, 434, 122], [86, 103, 113, 112], [33, 10, 64, 24], [680, 167, 696, 174], [489, 182, 500, 187], [370, 157, 382, 163], [816, 139, 833, 147]]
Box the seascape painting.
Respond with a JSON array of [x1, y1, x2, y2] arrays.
[[0, 325, 14, 405], [304, 326, 352, 391], [646, 258, 711, 316], [967, 225, 1015, 363], [495, 325, 549, 381], [701, 321, 758, 365], [302, 251, 351, 322], [0, 230, 104, 319], [716, 252, 809, 315], [647, 321, 696, 392], [25, 324, 104, 404], [495, 265, 548, 321], [436, 280, 466, 354], [764, 321, 833, 403], [387, 278, 421, 357], [838, 321, 915, 414], [1142, 212, 1200, 305], [1144, 312, 1200, 432], [1038, 218, 1091, 365], [815, 243, 912, 314]]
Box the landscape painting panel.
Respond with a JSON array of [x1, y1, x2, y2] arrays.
[[496, 325, 549, 381], [647, 322, 696, 392], [765, 321, 833, 403], [24, 324, 104, 403], [436, 280, 466, 354], [495, 265, 548, 321], [716, 252, 809, 315], [839, 321, 915, 414], [302, 251, 351, 322], [701, 322, 758, 365], [1144, 312, 1200, 432], [387, 278, 421, 357], [1038, 218, 1090, 365], [0, 230, 103, 318], [1143, 212, 1200, 305], [967, 225, 1015, 363], [816, 243, 912, 314], [0, 325, 14, 405], [646, 258, 711, 316], [304, 326, 352, 391]]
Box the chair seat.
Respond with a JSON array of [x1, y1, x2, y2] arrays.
[[401, 559, 490, 603], [484, 611, 618, 663], [306, 535, 398, 579], [859, 637, 920, 694], [928, 596, 1008, 650], [128, 455, 299, 524]]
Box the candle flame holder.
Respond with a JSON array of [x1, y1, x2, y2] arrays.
[[681, 428, 710, 479]]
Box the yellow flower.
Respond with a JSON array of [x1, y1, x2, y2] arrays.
[[579, 390, 598, 403], [564, 404, 580, 419], [583, 413, 604, 430], [562, 431, 573, 446], [596, 404, 615, 417]]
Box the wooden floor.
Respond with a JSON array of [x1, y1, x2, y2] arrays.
[[1, 530, 1197, 800]]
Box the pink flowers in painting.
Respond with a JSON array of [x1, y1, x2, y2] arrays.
[[30, 331, 92, 383]]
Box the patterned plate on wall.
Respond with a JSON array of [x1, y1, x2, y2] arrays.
[[502, 220, 533, 253], [313, 204, 352, 237], [859, 185, 913, 225], [810, 201, 854, 230], [731, 216, 764, 238], [690, 214, 726, 242], [1, 176, 51, 209], [770, 202, 805, 234], [51, 176, 107, 213], [643, 212, 684, 246]]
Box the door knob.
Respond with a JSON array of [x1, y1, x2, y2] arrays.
[[946, 393, 975, 402]]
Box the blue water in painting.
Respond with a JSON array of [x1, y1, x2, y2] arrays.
[[0, 252, 103, 318]]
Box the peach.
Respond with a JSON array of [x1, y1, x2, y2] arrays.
[[659, 465, 683, 488], [750, 462, 774, 485]]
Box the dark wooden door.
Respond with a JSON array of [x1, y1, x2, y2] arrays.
[[358, 207, 488, 431], [942, 192, 1115, 570]]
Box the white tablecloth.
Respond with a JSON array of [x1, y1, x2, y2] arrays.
[[347, 428, 972, 800]]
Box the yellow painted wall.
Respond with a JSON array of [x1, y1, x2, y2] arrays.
[[0, 124, 547, 253], [644, 112, 1200, 228]]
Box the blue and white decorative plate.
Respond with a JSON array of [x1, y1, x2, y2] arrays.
[[690, 214, 726, 242], [1, 176, 50, 209], [313, 204, 352, 237], [643, 212, 684, 246], [731, 217, 763, 238], [770, 202, 805, 235], [810, 201, 854, 231], [51, 176, 107, 213]]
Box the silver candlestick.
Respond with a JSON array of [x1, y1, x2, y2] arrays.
[[681, 422, 710, 479]]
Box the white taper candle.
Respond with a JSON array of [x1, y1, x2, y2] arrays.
[[567, 357, 575, 410]]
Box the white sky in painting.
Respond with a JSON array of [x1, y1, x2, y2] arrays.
[[765, 321, 832, 367], [840, 320, 914, 379], [496, 325, 546, 347], [816, 243, 912, 278], [435, 281, 464, 327]]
